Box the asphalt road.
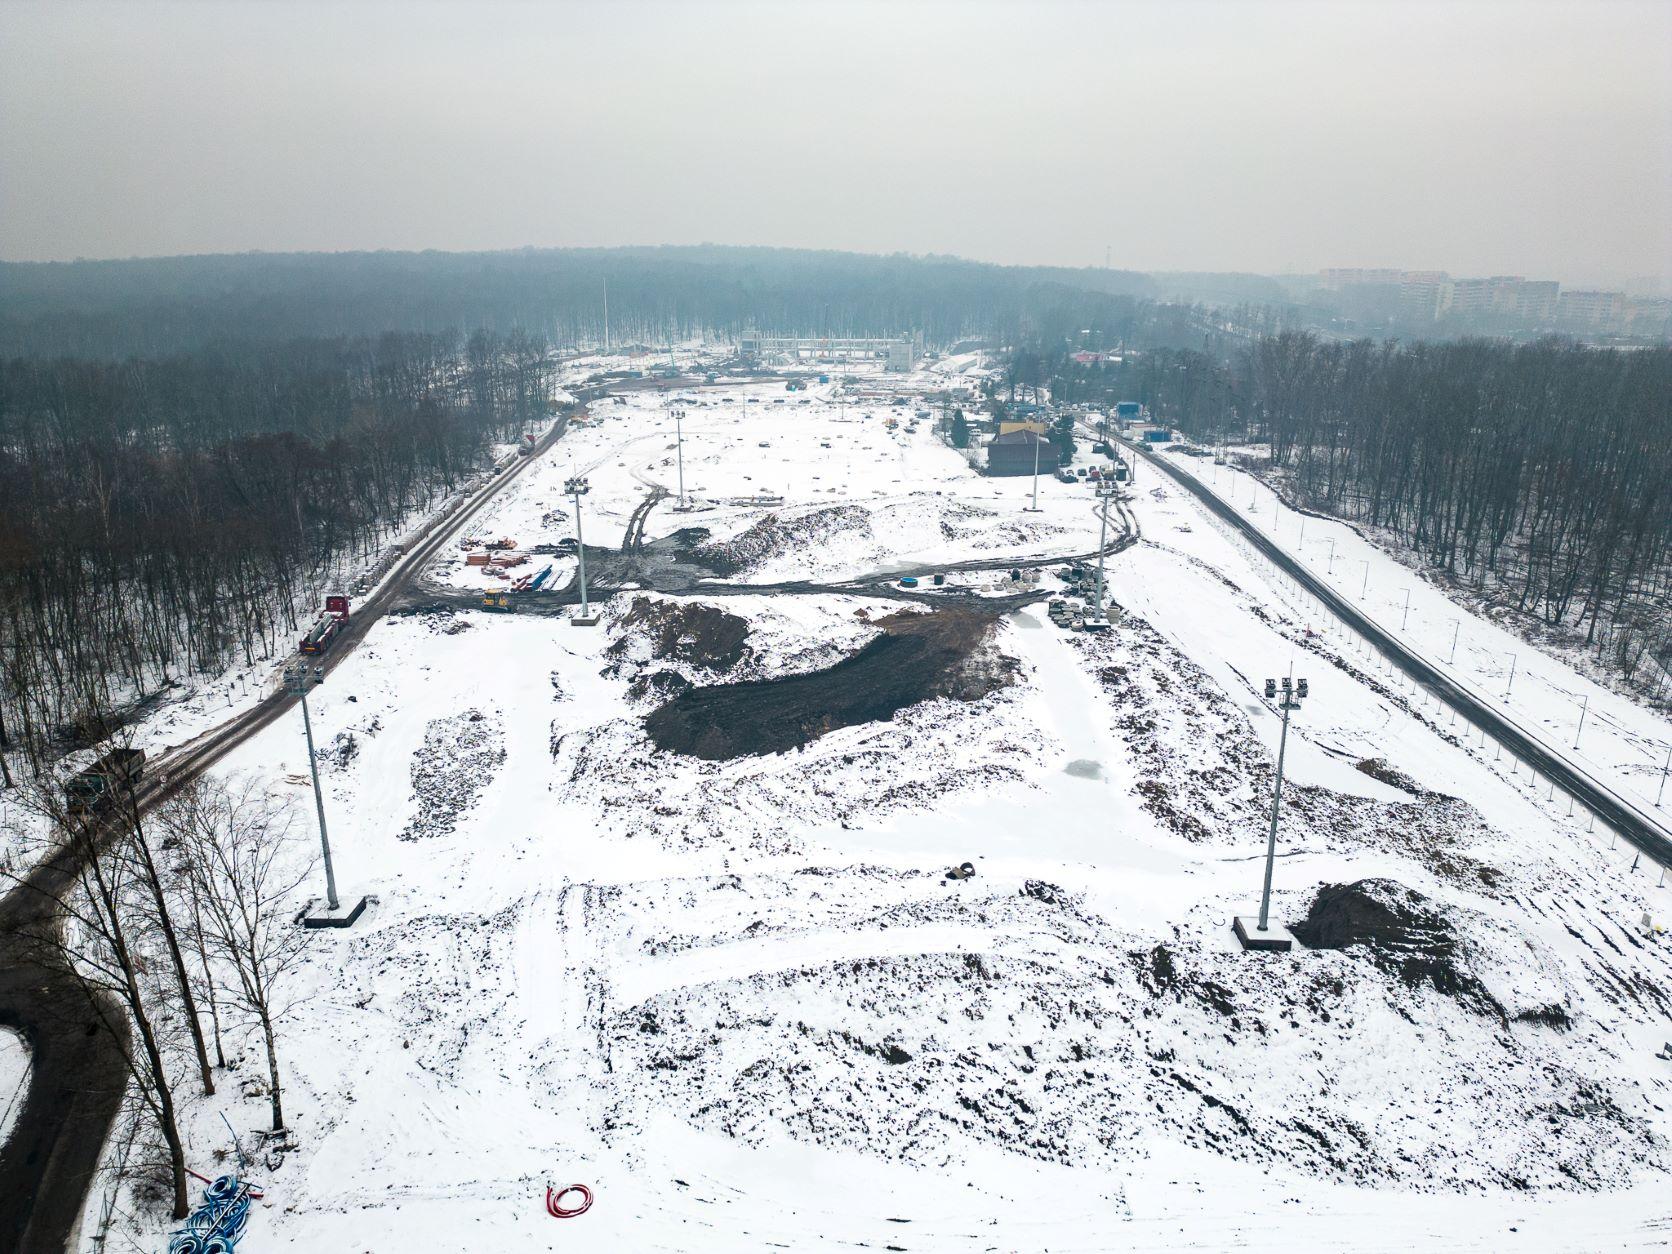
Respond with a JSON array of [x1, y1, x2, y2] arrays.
[[0, 415, 569, 1252], [1120, 434, 1672, 866]]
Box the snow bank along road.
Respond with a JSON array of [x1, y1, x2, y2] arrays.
[[1118, 431, 1672, 868], [0, 413, 571, 1253]]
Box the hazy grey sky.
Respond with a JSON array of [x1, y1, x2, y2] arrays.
[[3, 0, 1668, 287]]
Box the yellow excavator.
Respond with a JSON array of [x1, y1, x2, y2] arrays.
[[482, 591, 516, 613]]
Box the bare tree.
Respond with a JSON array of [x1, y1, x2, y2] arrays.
[[3, 782, 193, 1220], [164, 776, 313, 1133]]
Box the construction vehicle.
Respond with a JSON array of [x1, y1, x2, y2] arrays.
[[299, 615, 341, 654], [65, 748, 146, 816], [482, 591, 516, 613], [518, 433, 537, 456]]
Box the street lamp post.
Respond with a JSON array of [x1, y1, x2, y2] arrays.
[[1359, 560, 1370, 601], [1400, 588, 1412, 632], [1503, 652, 1517, 700], [567, 475, 599, 626], [1235, 674, 1307, 953], [671, 405, 690, 511], [1325, 538, 1336, 574], [1573, 695, 1589, 749], [1086, 484, 1117, 628], [285, 663, 366, 928], [1448, 618, 1461, 665], [1025, 427, 1043, 512]]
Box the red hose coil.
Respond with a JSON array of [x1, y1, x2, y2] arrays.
[[546, 1184, 593, 1218]]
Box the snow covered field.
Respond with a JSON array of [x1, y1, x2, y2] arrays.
[[84, 370, 1672, 1251], [0, 1030, 25, 1149], [435, 369, 1110, 592], [1156, 444, 1672, 835]]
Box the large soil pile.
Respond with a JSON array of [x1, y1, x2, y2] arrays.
[[643, 608, 1013, 759], [607, 596, 752, 672], [691, 505, 870, 575], [1291, 879, 1503, 1016]]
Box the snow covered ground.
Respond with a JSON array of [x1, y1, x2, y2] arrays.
[[84, 373, 1672, 1251], [436, 368, 1110, 592], [1155, 443, 1672, 837], [0, 1030, 26, 1149]]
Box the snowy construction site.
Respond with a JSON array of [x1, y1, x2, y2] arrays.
[[18, 353, 1672, 1252]]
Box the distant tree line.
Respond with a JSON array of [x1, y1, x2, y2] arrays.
[[0, 329, 554, 754], [1033, 335, 1672, 697], [0, 246, 1161, 360]]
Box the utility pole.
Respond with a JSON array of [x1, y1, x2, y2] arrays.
[[1235, 674, 1307, 952], [1658, 743, 1670, 808], [1503, 652, 1517, 701], [671, 404, 691, 511], [1025, 427, 1043, 512], [1325, 538, 1336, 574], [1086, 484, 1117, 629], [567, 475, 598, 626], [1359, 560, 1370, 601], [285, 663, 366, 927], [1400, 588, 1412, 632], [1448, 619, 1460, 665], [1573, 695, 1589, 748]]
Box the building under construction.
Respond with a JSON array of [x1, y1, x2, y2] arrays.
[[738, 333, 918, 372]]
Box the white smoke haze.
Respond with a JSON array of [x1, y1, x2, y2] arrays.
[[1, 0, 1667, 288]]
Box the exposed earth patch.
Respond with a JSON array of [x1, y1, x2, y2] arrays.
[[643, 608, 1016, 759]]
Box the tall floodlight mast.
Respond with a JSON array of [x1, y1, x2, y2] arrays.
[[671, 404, 691, 511], [1234, 674, 1308, 952], [1024, 427, 1043, 513], [285, 662, 367, 927], [567, 475, 598, 626], [1084, 483, 1117, 631]]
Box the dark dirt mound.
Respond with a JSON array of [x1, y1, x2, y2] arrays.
[[1355, 758, 1449, 799], [643, 608, 1015, 759], [1291, 879, 1503, 1017], [628, 669, 692, 703], [609, 596, 752, 672], [691, 505, 870, 576]]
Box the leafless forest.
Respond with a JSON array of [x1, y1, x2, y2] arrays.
[[1045, 335, 1672, 698], [0, 329, 554, 757]]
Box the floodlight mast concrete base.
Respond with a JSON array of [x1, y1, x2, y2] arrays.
[[303, 895, 369, 929], [569, 614, 601, 627], [1233, 916, 1295, 952]]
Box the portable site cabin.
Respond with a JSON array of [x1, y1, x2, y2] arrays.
[[986, 429, 1053, 477]]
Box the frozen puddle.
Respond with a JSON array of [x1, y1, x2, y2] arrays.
[[1064, 757, 1104, 779]]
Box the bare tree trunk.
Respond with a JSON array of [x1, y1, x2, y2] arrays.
[[260, 1009, 285, 1132], [122, 787, 216, 1096]]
